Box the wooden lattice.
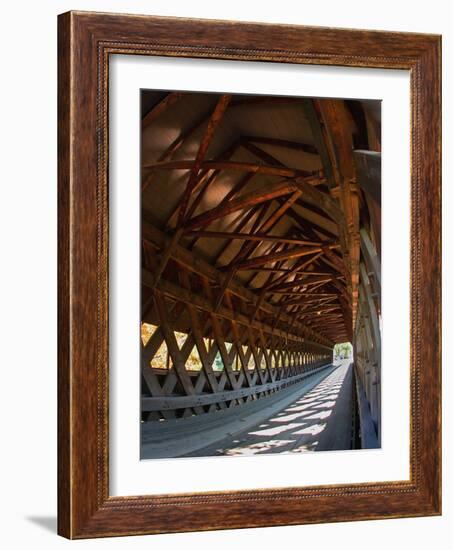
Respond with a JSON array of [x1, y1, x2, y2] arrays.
[[141, 289, 331, 420]]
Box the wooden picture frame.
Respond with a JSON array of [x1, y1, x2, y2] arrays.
[[58, 10, 441, 539]]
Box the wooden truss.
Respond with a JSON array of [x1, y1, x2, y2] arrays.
[[140, 92, 381, 423]]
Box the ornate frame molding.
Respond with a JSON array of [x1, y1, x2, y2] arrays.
[[58, 11, 441, 538]]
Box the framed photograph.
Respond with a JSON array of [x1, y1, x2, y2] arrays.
[[58, 11, 441, 538]]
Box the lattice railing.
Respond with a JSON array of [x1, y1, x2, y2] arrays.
[[141, 290, 332, 421]]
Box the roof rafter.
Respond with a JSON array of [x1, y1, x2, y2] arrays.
[[177, 94, 232, 225], [185, 230, 323, 246], [144, 159, 323, 182], [184, 180, 299, 231]]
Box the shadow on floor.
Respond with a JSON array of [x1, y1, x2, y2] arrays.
[[192, 361, 353, 456], [25, 516, 57, 534]]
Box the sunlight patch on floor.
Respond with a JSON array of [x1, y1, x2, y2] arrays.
[[224, 439, 295, 456], [249, 422, 306, 437], [304, 409, 333, 421], [312, 401, 337, 409], [271, 412, 313, 423], [292, 423, 326, 436]]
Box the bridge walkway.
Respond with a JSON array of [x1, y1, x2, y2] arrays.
[[184, 360, 353, 457]]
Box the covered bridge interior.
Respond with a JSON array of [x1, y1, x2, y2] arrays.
[[140, 91, 381, 458]]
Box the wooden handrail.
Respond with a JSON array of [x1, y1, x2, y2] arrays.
[[142, 362, 332, 412]]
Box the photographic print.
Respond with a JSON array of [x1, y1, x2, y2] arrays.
[[140, 91, 381, 459], [58, 12, 441, 537]]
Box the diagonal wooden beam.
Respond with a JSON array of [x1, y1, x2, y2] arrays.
[[263, 251, 324, 292], [301, 98, 338, 190], [149, 227, 184, 290], [247, 240, 295, 322], [141, 98, 315, 192], [255, 191, 303, 236], [142, 219, 334, 347], [234, 243, 339, 271], [235, 139, 343, 288], [277, 295, 338, 310], [187, 173, 258, 247], [184, 180, 298, 231], [241, 267, 331, 274], [211, 202, 273, 312], [167, 138, 242, 227], [270, 290, 338, 297], [224, 293, 254, 387], [142, 111, 210, 192], [241, 135, 318, 155], [221, 191, 303, 291], [153, 290, 196, 396], [142, 268, 321, 348], [178, 271, 220, 394], [275, 293, 339, 307], [240, 139, 286, 168], [150, 95, 232, 287], [184, 230, 321, 246], [235, 141, 339, 237], [321, 246, 347, 275], [144, 159, 324, 182], [298, 305, 341, 317], [293, 176, 345, 226], [265, 274, 336, 293], [177, 94, 232, 224], [209, 314, 240, 390], [277, 196, 338, 239], [142, 92, 183, 130], [213, 189, 303, 311], [234, 246, 319, 270]]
